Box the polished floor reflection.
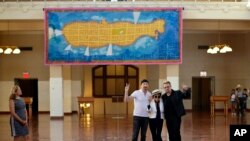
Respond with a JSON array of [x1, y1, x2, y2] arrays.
[[0, 112, 249, 141]]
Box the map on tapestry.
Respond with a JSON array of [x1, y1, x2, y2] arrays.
[[44, 8, 182, 65]]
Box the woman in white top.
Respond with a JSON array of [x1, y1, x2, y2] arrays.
[[148, 89, 164, 141]]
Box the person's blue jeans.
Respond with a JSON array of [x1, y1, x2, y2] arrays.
[[132, 116, 149, 141]]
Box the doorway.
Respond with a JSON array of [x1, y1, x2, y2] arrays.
[[192, 76, 215, 112], [14, 78, 38, 115]]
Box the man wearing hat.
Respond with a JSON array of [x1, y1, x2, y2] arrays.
[[124, 79, 151, 141], [148, 89, 164, 141]]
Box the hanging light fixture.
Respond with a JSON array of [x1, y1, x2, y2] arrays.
[[4, 47, 12, 54], [0, 21, 20, 55], [13, 47, 21, 54], [207, 21, 232, 54], [207, 44, 232, 54], [0, 46, 21, 54]]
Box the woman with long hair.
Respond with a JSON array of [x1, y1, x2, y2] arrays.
[[9, 85, 29, 141]]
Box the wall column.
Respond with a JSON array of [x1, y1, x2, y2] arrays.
[[63, 66, 72, 114], [83, 66, 92, 97], [50, 66, 63, 117], [166, 65, 179, 89], [147, 65, 159, 90], [159, 65, 179, 90]]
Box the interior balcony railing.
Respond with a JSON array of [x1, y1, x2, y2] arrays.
[[0, 0, 248, 2], [0, 0, 249, 20], [0, 0, 248, 14]]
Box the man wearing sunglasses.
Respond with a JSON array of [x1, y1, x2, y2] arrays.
[[124, 79, 152, 141], [161, 81, 189, 141]]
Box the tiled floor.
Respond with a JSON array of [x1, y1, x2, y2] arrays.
[[0, 112, 249, 141]]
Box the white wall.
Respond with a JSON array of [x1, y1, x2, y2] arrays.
[[0, 81, 14, 112], [38, 81, 50, 111]]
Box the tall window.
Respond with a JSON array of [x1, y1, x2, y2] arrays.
[[92, 65, 139, 97]]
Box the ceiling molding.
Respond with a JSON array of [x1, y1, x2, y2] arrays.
[[0, 1, 249, 20]]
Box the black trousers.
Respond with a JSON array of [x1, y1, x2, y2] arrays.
[[166, 116, 182, 141], [237, 99, 245, 115], [132, 116, 149, 141], [149, 118, 163, 141]]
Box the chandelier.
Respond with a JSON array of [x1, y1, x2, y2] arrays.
[[207, 21, 232, 54], [0, 21, 21, 55], [207, 44, 232, 54]]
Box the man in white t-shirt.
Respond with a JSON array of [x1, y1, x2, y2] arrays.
[[124, 79, 152, 141]]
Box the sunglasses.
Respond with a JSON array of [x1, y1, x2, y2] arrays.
[[154, 96, 161, 98]]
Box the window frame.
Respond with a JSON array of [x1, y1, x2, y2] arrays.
[[92, 65, 139, 98]]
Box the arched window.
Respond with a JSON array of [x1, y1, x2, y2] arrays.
[[92, 65, 139, 97]]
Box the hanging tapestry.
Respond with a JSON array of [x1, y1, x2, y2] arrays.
[[44, 8, 183, 65]]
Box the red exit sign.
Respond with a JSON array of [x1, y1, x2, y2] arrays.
[[22, 72, 30, 78]]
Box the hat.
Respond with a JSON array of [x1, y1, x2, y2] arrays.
[[236, 84, 242, 88], [152, 89, 162, 96]]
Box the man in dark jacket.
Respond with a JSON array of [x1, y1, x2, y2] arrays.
[[161, 81, 189, 141]]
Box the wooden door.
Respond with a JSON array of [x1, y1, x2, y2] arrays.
[[192, 77, 215, 112]]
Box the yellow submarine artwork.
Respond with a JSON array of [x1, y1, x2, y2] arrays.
[[46, 8, 182, 64], [62, 19, 165, 48]]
